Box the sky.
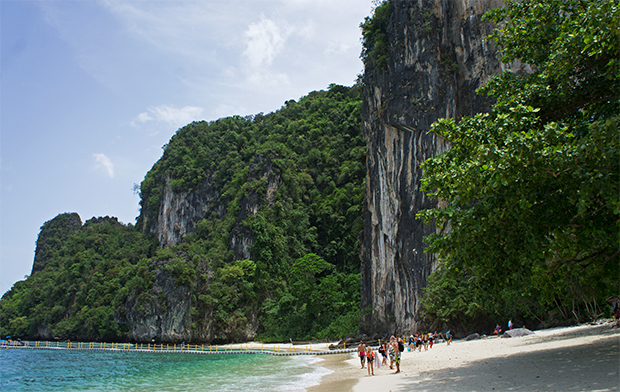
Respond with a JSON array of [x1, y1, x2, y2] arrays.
[[0, 0, 375, 296]]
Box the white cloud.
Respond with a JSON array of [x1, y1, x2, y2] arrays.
[[241, 16, 291, 87], [93, 153, 115, 178], [243, 16, 287, 69], [132, 105, 204, 128], [325, 42, 351, 55]]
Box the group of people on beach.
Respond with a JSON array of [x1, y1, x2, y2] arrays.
[[357, 335, 404, 376], [356, 330, 457, 376], [494, 319, 514, 335], [406, 332, 440, 351]]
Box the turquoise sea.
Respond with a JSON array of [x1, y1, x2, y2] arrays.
[[1, 349, 331, 391]]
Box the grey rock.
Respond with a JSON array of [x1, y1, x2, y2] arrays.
[[465, 333, 480, 341], [361, 0, 510, 333], [502, 328, 534, 338]]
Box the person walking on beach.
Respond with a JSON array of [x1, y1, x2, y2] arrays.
[[357, 342, 366, 369], [365, 346, 375, 376], [508, 319, 513, 330], [380, 342, 388, 365], [446, 330, 452, 345]]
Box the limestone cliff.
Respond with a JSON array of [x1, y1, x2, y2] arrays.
[[149, 173, 223, 247], [131, 154, 280, 342], [119, 257, 194, 343], [360, 0, 505, 334], [143, 154, 280, 255]]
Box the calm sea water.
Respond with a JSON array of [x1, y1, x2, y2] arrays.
[[1, 349, 332, 391]]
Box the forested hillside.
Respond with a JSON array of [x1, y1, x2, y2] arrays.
[[1, 85, 365, 342], [0, 215, 157, 341]]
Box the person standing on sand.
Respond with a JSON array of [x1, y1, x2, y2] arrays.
[[366, 346, 375, 376], [508, 319, 513, 330], [391, 337, 401, 374], [380, 342, 388, 365], [388, 336, 395, 369], [446, 330, 452, 345], [357, 342, 366, 369]]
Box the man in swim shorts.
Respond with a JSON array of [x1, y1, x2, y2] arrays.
[[357, 342, 366, 369]]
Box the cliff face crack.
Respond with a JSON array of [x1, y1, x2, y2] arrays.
[[361, 0, 505, 334]]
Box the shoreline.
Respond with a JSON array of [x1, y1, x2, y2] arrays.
[[310, 320, 620, 392]]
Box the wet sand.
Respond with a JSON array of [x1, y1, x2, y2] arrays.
[[307, 354, 359, 392]]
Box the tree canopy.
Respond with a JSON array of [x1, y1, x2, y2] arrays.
[[360, 1, 391, 72], [418, 0, 619, 329]]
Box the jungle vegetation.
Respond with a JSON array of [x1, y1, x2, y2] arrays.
[[0, 215, 157, 341], [0, 85, 365, 342], [418, 0, 619, 331]]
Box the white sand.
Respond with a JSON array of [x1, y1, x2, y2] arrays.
[[311, 321, 619, 392]]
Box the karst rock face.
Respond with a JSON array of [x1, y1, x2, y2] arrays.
[[144, 154, 280, 256], [360, 0, 506, 334], [129, 154, 279, 342]]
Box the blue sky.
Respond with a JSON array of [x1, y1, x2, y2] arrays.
[[1, 0, 374, 295]]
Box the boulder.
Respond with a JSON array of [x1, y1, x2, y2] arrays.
[[465, 333, 480, 341], [501, 328, 534, 338]]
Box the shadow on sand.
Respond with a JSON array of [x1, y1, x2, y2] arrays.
[[396, 334, 619, 391]]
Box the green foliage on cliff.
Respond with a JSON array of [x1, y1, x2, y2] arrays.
[[360, 1, 391, 71], [419, 0, 620, 330], [260, 253, 361, 340], [138, 84, 365, 341], [0, 215, 157, 340], [31, 212, 82, 275], [1, 84, 365, 343]]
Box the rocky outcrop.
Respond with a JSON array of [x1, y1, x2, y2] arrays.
[[150, 173, 223, 247], [229, 154, 281, 260], [31, 213, 82, 275], [361, 0, 506, 334], [147, 154, 280, 258], [129, 154, 280, 342], [119, 257, 194, 343]]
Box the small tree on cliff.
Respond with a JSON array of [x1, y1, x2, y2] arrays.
[[418, 0, 619, 324]]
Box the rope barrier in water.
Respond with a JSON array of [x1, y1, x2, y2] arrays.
[[0, 340, 358, 356]]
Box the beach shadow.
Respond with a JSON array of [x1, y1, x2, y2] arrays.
[[519, 323, 619, 345], [396, 334, 619, 391]]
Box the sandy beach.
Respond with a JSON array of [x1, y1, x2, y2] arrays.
[[310, 320, 619, 391]]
